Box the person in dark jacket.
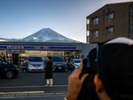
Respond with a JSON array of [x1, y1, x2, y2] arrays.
[[65, 37, 133, 100], [45, 56, 53, 87]]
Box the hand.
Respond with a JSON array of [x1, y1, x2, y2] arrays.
[[67, 62, 88, 100]]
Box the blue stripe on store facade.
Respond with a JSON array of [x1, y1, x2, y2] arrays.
[[0, 45, 76, 50]]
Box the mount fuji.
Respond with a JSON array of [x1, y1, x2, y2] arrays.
[[19, 28, 81, 43], [0, 28, 82, 43]]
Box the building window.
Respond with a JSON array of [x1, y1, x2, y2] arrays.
[[86, 19, 90, 24], [106, 26, 114, 33], [130, 24, 133, 32], [130, 7, 133, 17], [92, 17, 99, 25], [87, 31, 89, 36], [87, 24, 89, 30], [91, 30, 99, 38], [107, 12, 114, 19]]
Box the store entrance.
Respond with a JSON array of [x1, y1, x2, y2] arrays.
[[12, 54, 19, 66]]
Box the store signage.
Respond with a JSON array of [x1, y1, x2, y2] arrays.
[[6, 50, 25, 54], [0, 45, 76, 50], [8, 45, 24, 49]]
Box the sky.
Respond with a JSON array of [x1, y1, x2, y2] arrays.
[[0, 0, 132, 43]]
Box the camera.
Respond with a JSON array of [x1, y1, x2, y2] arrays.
[[82, 58, 91, 74], [82, 46, 98, 75], [77, 43, 104, 100], [77, 46, 100, 100]]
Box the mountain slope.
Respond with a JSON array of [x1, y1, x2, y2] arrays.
[[19, 28, 80, 43]]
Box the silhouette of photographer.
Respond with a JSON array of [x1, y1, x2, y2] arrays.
[[65, 37, 133, 100]]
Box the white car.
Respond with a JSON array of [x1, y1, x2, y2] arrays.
[[72, 59, 82, 69], [27, 56, 45, 72]]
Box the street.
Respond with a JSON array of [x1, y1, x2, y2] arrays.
[[0, 94, 65, 100], [0, 70, 72, 99], [0, 93, 65, 100]]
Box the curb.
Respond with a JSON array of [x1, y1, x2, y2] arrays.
[[0, 91, 44, 95]]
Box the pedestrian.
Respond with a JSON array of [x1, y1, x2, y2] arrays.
[[44, 56, 53, 87], [65, 37, 133, 100], [68, 57, 71, 64]]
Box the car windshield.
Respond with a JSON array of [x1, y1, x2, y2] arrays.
[[74, 60, 81, 63], [52, 57, 65, 62], [29, 57, 43, 62]]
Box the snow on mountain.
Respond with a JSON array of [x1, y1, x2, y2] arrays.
[[0, 39, 7, 42], [19, 28, 81, 43], [0, 38, 20, 42], [0, 38, 19, 42], [0, 28, 82, 43]]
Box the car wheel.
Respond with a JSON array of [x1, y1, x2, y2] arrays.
[[6, 71, 14, 79]]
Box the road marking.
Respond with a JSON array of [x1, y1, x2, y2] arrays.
[[0, 85, 67, 97], [0, 85, 68, 89], [55, 92, 66, 95], [0, 91, 67, 98], [0, 91, 44, 95], [44, 92, 66, 95], [0, 94, 66, 99]]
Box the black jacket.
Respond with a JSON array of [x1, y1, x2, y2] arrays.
[[45, 61, 53, 79]]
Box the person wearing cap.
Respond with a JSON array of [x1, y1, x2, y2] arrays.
[[65, 37, 133, 100]]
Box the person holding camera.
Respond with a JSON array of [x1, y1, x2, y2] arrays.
[[65, 37, 133, 100]]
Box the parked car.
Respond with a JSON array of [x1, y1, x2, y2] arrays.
[[0, 59, 19, 79], [72, 59, 82, 68], [68, 58, 82, 70], [27, 56, 45, 72], [67, 62, 75, 71], [51, 56, 68, 72]]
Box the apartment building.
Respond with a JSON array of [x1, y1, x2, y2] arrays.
[[86, 2, 133, 43]]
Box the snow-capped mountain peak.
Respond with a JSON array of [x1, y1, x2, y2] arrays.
[[0, 28, 81, 43], [19, 28, 80, 43]]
